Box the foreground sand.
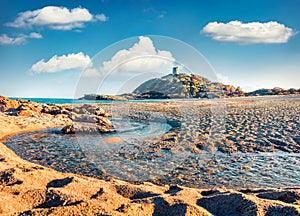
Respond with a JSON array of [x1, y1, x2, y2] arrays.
[[0, 99, 300, 215]]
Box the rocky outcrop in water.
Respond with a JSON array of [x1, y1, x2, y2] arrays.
[[80, 94, 127, 101], [246, 87, 300, 96]]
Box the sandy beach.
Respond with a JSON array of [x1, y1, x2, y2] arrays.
[[0, 96, 300, 215]]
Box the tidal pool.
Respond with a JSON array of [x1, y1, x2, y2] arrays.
[[4, 118, 300, 188]]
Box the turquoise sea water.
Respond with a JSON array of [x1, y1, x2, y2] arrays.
[[9, 95, 300, 105], [9, 97, 112, 104], [9, 97, 171, 104]]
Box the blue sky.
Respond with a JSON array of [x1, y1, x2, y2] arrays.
[[0, 0, 299, 98]]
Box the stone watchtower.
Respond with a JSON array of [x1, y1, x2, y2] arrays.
[[172, 66, 179, 76]]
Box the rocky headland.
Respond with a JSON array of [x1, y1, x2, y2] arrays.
[[82, 72, 300, 101]]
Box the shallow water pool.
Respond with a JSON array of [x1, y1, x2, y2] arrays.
[[4, 118, 300, 188]]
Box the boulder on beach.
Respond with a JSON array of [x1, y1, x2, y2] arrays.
[[61, 113, 115, 134], [61, 122, 115, 134], [61, 125, 76, 134], [0, 96, 20, 110], [62, 105, 115, 134], [16, 110, 37, 117], [17, 102, 43, 113], [95, 107, 111, 117]]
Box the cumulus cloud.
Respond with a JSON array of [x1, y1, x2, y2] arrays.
[[28, 32, 43, 39], [0, 34, 26, 45], [82, 36, 175, 77], [30, 52, 92, 74], [6, 6, 108, 30], [95, 13, 109, 22], [0, 32, 42, 45], [202, 21, 297, 44]]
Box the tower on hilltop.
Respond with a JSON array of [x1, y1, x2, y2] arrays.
[[172, 66, 179, 76]]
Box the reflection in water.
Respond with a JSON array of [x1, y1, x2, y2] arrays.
[[4, 119, 300, 188]]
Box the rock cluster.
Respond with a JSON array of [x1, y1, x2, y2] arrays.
[[0, 96, 114, 134], [1, 96, 44, 117], [61, 104, 115, 134], [0, 96, 20, 110]]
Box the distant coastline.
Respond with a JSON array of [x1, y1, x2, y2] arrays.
[[7, 94, 300, 105], [7, 71, 300, 104], [81, 71, 300, 101]]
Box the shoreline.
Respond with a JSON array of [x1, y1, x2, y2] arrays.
[[0, 126, 60, 142], [0, 98, 299, 215], [7, 94, 300, 106]]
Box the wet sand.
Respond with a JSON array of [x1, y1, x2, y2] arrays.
[[0, 96, 300, 215]]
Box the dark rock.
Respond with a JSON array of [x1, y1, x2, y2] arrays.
[[83, 94, 127, 101], [90, 188, 104, 199], [37, 190, 82, 208], [61, 125, 75, 134], [46, 177, 73, 188], [0, 168, 23, 186], [0, 105, 7, 112], [246, 87, 300, 96]]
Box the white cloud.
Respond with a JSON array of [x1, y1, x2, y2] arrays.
[[6, 6, 108, 30], [29, 32, 43, 39], [82, 36, 175, 77], [0, 34, 26, 45], [30, 52, 92, 74], [202, 21, 297, 44], [0, 32, 42, 45], [95, 13, 109, 22]]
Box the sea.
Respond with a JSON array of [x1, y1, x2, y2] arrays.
[[9, 95, 300, 105], [8, 97, 170, 104]]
